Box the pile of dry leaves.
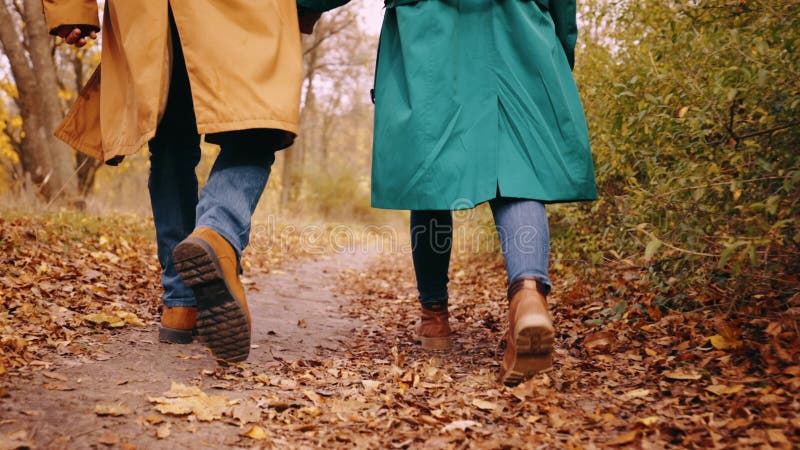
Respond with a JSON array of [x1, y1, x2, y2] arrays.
[[322, 250, 799, 448], [0, 212, 162, 378], [153, 246, 798, 448], [0, 211, 333, 380]]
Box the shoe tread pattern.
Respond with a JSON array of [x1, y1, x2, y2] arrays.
[[501, 326, 555, 386], [173, 240, 250, 362]]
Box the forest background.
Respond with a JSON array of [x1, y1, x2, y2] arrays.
[[1, 0, 798, 319]]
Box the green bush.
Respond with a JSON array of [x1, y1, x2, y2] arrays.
[[552, 0, 800, 303]]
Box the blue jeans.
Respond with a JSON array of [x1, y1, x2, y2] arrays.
[[410, 198, 551, 309], [148, 16, 275, 307]]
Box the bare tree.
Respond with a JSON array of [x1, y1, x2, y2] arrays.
[[0, 0, 77, 200], [279, 8, 372, 209]]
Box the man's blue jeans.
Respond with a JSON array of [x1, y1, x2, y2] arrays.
[[410, 198, 551, 309], [148, 16, 275, 308]]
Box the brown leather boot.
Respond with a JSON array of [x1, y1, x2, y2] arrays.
[[498, 278, 555, 386], [172, 227, 252, 362], [416, 305, 452, 350], [159, 306, 197, 344]]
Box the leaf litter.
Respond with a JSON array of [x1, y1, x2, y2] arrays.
[[1, 212, 797, 448]]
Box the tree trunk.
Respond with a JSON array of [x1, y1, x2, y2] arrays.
[[281, 41, 319, 209], [69, 50, 101, 195], [0, 4, 57, 197], [22, 0, 77, 200]]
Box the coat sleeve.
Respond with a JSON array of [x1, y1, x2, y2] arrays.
[[296, 0, 350, 13], [41, 0, 100, 35], [549, 0, 578, 70]]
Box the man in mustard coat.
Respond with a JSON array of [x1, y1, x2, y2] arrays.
[[46, 0, 320, 362]]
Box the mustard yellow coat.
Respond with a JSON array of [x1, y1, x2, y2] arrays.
[[42, 0, 304, 161]]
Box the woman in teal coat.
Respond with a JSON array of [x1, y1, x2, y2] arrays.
[[299, 0, 597, 385]]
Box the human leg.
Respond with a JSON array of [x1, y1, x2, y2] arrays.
[[410, 210, 453, 309], [149, 9, 202, 343], [489, 198, 555, 385], [172, 134, 277, 362], [410, 210, 453, 350]]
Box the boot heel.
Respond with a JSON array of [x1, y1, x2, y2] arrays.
[[515, 319, 555, 355], [159, 326, 194, 344], [500, 353, 553, 386], [420, 335, 452, 351]]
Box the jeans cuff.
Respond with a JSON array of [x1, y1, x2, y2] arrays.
[[509, 274, 552, 297], [420, 298, 448, 310], [163, 295, 197, 307], [195, 219, 243, 258]]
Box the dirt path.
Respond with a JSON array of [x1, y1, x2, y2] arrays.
[[0, 250, 373, 449]]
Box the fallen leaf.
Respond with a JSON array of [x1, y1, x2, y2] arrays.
[[606, 430, 638, 446], [115, 311, 146, 327], [163, 382, 203, 398], [278, 378, 298, 390], [43, 382, 74, 391], [149, 383, 229, 421], [84, 313, 126, 328], [42, 372, 68, 381], [243, 425, 268, 440], [144, 415, 164, 425], [620, 388, 651, 401], [759, 394, 786, 404], [767, 429, 789, 445], [705, 384, 744, 396], [361, 380, 381, 393], [471, 399, 499, 412], [725, 418, 750, 430], [548, 408, 567, 429], [709, 334, 740, 350], [156, 423, 171, 439], [303, 389, 322, 405], [442, 420, 480, 433], [663, 369, 702, 381], [299, 406, 323, 417], [232, 404, 261, 425], [584, 331, 616, 355], [95, 403, 131, 417], [637, 416, 659, 426]]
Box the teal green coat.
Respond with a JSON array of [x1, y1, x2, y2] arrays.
[[298, 0, 597, 210]]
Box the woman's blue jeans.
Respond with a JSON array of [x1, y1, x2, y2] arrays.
[[148, 16, 274, 308], [410, 198, 551, 309]]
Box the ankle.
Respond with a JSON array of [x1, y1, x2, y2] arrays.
[[507, 277, 549, 300], [420, 301, 448, 312]]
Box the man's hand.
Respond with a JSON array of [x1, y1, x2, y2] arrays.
[[54, 25, 98, 48], [299, 12, 322, 35]]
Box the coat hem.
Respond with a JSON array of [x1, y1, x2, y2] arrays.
[[55, 118, 299, 162], [370, 194, 598, 211], [197, 118, 299, 137]]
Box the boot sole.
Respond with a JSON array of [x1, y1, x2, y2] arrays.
[[500, 317, 555, 386], [419, 335, 452, 351], [158, 326, 194, 344], [173, 237, 250, 362]]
